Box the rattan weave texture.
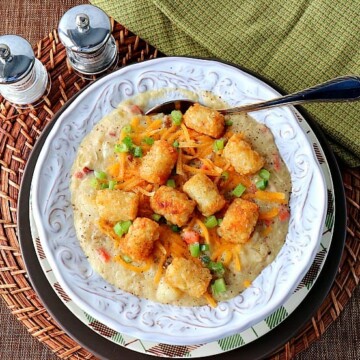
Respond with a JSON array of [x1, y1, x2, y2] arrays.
[[0, 21, 359, 360]]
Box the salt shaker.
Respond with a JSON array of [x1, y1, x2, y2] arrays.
[[58, 4, 118, 76], [0, 35, 48, 106]]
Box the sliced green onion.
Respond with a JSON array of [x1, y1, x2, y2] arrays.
[[225, 120, 233, 126], [170, 224, 181, 232], [213, 139, 225, 152], [151, 213, 162, 222], [200, 244, 210, 252], [143, 137, 154, 145], [211, 278, 227, 295], [94, 170, 107, 180], [122, 135, 133, 148], [208, 261, 225, 275], [204, 215, 218, 228], [217, 218, 223, 225], [189, 243, 200, 257], [133, 146, 143, 158], [200, 255, 211, 264], [171, 110, 183, 125], [114, 143, 129, 153], [172, 140, 180, 148], [108, 180, 117, 190], [123, 255, 132, 263], [122, 124, 132, 133], [100, 183, 109, 189], [221, 171, 229, 181], [231, 183, 246, 197], [259, 168, 271, 181], [256, 179, 268, 190], [166, 179, 176, 188], [113, 220, 132, 237], [90, 177, 99, 189]]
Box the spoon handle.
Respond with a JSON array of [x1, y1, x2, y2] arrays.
[[221, 75, 360, 114]]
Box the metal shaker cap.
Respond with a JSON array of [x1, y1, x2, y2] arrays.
[[0, 35, 35, 84], [58, 4, 112, 53]]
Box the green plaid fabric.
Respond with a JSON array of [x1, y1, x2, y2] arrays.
[[91, 0, 360, 166]]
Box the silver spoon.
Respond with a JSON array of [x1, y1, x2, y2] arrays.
[[145, 75, 360, 115]]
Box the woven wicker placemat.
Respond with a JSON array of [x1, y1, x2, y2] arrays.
[[0, 21, 359, 360]]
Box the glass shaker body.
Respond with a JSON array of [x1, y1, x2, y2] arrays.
[[0, 35, 48, 106]]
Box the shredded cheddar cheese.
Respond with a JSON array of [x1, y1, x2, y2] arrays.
[[195, 219, 210, 244], [243, 280, 252, 288], [115, 255, 152, 273], [86, 104, 291, 307], [259, 207, 280, 220], [233, 247, 241, 272], [204, 292, 217, 308], [243, 190, 288, 204]]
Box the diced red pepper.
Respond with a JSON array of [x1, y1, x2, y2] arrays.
[[181, 229, 200, 244], [97, 248, 111, 263], [278, 206, 290, 221]]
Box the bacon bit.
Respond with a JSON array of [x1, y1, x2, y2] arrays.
[[262, 219, 273, 227], [247, 184, 257, 194], [127, 154, 134, 161], [129, 104, 144, 115], [181, 229, 200, 244], [164, 115, 172, 128], [109, 131, 117, 137], [74, 171, 84, 179], [260, 125, 269, 133], [97, 248, 111, 263], [83, 166, 93, 174], [278, 206, 290, 221], [200, 163, 210, 171], [273, 153, 281, 172]]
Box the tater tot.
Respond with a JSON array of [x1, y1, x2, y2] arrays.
[[223, 134, 265, 175], [218, 198, 259, 243], [150, 186, 196, 227], [183, 103, 225, 138], [119, 217, 160, 261], [165, 257, 211, 298], [96, 189, 139, 222], [183, 173, 226, 216], [139, 140, 178, 184]]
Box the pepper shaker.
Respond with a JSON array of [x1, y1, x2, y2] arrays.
[[58, 5, 118, 77], [0, 35, 48, 106]]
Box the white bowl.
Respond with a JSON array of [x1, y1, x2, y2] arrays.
[[31, 57, 326, 345]]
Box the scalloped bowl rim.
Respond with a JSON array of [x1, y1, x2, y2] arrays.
[[31, 57, 326, 345]]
